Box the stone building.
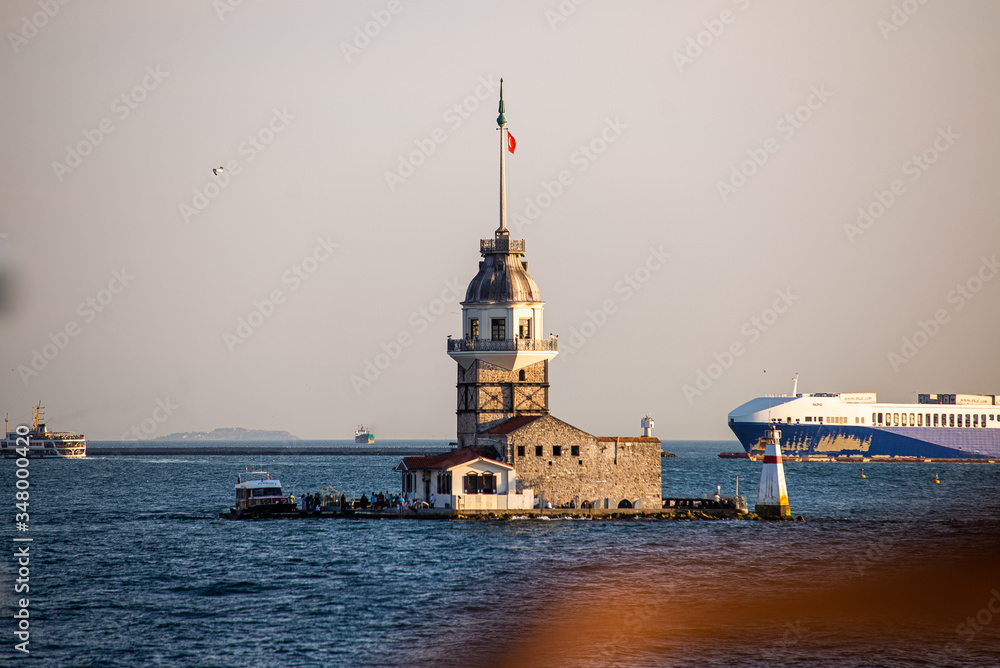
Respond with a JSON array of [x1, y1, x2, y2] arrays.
[[436, 81, 662, 510]]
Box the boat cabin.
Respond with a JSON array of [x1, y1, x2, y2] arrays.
[[235, 471, 292, 512]]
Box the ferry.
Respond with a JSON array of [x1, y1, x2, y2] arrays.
[[1, 403, 87, 458], [355, 425, 374, 444], [728, 378, 1000, 461], [221, 469, 297, 519]]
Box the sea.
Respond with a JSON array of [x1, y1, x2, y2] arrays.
[[1, 440, 999, 668]]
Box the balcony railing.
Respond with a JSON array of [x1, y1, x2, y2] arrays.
[[480, 238, 525, 254], [447, 338, 558, 353]]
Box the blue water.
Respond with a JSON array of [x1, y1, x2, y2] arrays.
[[1, 440, 998, 667]]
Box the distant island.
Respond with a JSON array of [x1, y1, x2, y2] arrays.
[[154, 428, 299, 442]]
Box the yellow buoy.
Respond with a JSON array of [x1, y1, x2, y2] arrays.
[[860, 468, 866, 479], [934, 474, 941, 484]]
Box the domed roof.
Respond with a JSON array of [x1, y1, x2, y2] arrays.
[[465, 240, 542, 304]]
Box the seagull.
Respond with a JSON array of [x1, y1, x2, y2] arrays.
[[212, 166, 225, 175]]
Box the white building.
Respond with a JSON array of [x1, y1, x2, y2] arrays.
[[395, 446, 534, 512]]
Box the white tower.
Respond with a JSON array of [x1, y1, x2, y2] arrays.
[[641, 415, 654, 437], [755, 424, 791, 518], [447, 80, 558, 449]]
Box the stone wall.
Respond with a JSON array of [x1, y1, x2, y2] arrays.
[[479, 415, 662, 510], [455, 358, 549, 447]]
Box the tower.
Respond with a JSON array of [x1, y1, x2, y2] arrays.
[[755, 424, 791, 518], [447, 80, 558, 450]]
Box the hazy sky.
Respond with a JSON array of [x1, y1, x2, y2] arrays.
[[2, 1, 998, 440]]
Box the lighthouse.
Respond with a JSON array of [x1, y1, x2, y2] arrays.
[[755, 424, 791, 518], [447, 80, 558, 448]]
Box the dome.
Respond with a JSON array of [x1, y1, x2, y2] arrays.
[[464, 242, 542, 304]]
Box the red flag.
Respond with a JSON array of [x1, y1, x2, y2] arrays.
[[507, 132, 516, 154]]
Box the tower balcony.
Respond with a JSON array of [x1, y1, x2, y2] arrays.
[[447, 337, 558, 371], [480, 238, 525, 254]]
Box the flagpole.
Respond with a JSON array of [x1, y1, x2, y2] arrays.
[[497, 78, 508, 236]]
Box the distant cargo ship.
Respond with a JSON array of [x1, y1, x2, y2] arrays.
[[355, 425, 374, 444], [1, 403, 87, 458], [728, 379, 1000, 460]]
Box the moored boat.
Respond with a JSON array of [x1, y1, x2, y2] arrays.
[[220, 469, 297, 519]]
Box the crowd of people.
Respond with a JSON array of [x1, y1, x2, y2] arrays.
[[297, 490, 430, 513]]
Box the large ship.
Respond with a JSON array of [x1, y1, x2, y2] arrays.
[[354, 425, 374, 444], [728, 378, 1000, 461], [1, 403, 87, 458]]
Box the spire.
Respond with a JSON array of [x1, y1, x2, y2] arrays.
[[497, 78, 507, 128], [496, 78, 508, 237]]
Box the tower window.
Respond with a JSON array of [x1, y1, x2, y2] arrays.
[[553, 446, 562, 457], [571, 445, 580, 457], [491, 318, 505, 340], [469, 318, 479, 339], [517, 446, 525, 457], [535, 445, 543, 456], [518, 318, 531, 339], [518, 370, 525, 381]]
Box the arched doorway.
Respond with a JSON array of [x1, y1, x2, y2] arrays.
[[617, 499, 632, 509]]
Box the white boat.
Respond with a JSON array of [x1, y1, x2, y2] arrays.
[[1, 403, 86, 458], [223, 469, 297, 519]]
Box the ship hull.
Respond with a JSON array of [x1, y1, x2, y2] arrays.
[[1, 439, 87, 458], [729, 422, 999, 460]]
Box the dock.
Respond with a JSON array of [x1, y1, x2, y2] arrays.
[[219, 497, 770, 521]]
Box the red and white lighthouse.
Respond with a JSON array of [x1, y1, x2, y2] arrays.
[[755, 424, 791, 518]]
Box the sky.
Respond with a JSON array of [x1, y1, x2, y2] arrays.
[[1, 1, 998, 441]]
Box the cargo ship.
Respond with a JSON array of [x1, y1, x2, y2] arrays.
[[1, 403, 87, 458], [728, 379, 1000, 461], [354, 425, 374, 444]]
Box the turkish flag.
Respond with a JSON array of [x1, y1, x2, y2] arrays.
[[507, 132, 516, 154]]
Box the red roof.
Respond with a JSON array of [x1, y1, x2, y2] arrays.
[[398, 446, 504, 471], [481, 415, 544, 435]]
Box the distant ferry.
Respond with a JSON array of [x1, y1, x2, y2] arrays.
[[1, 403, 87, 458], [728, 379, 1000, 461], [355, 425, 374, 444]]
